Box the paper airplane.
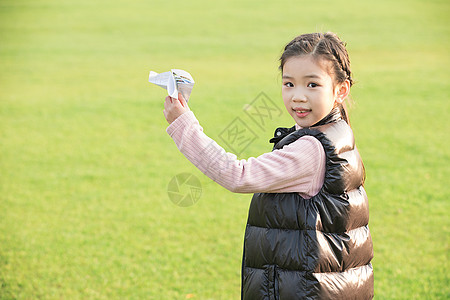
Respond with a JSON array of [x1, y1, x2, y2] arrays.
[[148, 69, 195, 102]]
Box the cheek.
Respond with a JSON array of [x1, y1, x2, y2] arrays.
[[282, 91, 291, 105], [281, 89, 288, 101], [282, 86, 292, 97]]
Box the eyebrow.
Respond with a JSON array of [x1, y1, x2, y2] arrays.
[[282, 74, 321, 79]]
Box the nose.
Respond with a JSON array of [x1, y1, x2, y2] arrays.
[[292, 89, 307, 102]]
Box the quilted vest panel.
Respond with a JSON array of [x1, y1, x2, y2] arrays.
[[242, 118, 373, 300]]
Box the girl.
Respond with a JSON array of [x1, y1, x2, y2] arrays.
[[163, 32, 373, 299]]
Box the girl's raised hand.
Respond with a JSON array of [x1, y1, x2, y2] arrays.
[[163, 93, 190, 124]]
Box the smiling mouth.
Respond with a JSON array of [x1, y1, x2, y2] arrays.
[[293, 108, 311, 117]]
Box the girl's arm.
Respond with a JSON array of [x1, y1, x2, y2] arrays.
[[164, 96, 325, 197]]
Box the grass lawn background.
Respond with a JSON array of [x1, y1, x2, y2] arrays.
[[1, 0, 449, 298]]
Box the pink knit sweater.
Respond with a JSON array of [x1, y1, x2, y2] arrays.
[[166, 111, 325, 198]]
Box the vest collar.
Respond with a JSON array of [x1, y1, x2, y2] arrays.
[[311, 107, 342, 127], [270, 107, 342, 145]]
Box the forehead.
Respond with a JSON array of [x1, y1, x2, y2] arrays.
[[282, 55, 332, 78]]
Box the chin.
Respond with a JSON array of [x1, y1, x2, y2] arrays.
[[293, 118, 309, 128]]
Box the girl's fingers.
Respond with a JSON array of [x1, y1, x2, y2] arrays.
[[178, 93, 187, 107], [164, 98, 169, 109], [164, 96, 176, 110], [163, 93, 189, 124]]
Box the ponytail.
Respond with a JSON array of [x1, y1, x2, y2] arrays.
[[338, 102, 350, 125]]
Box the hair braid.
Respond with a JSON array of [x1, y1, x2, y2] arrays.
[[280, 32, 353, 87]]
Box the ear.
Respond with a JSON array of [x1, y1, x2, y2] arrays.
[[334, 79, 350, 104]]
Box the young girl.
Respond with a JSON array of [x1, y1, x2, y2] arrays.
[[163, 32, 373, 299]]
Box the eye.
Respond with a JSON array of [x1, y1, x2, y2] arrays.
[[307, 82, 319, 88], [284, 82, 294, 88]]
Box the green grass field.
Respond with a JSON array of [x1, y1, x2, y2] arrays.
[[1, 0, 449, 299]]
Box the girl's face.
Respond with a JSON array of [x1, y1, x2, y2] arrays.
[[282, 55, 348, 128]]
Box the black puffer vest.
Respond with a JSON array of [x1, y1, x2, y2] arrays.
[[241, 110, 374, 299]]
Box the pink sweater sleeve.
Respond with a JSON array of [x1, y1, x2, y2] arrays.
[[166, 111, 325, 198]]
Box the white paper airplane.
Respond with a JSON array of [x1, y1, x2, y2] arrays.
[[148, 69, 195, 102]]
